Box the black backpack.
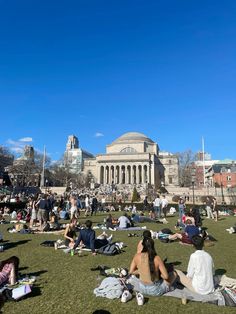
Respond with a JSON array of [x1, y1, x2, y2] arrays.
[[97, 242, 121, 256]]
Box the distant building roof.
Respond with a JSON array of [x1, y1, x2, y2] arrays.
[[112, 132, 154, 144]]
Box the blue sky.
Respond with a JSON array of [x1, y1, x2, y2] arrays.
[[0, 0, 235, 161]]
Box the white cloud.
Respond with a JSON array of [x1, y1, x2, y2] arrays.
[[11, 147, 24, 153], [19, 137, 33, 142], [6, 137, 33, 155], [6, 139, 18, 145], [94, 132, 104, 138]]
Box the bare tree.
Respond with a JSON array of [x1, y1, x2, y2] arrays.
[[34, 151, 51, 169], [176, 150, 196, 187], [8, 163, 40, 186]]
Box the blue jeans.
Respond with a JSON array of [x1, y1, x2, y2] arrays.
[[154, 206, 161, 218], [129, 276, 169, 296], [178, 206, 185, 222]]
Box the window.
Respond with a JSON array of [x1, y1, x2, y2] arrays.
[[168, 176, 173, 184], [169, 159, 172, 164], [120, 147, 137, 153], [227, 176, 231, 181]]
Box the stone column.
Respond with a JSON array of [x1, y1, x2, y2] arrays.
[[111, 166, 114, 184], [147, 164, 152, 184], [115, 165, 118, 184], [130, 165, 133, 184], [142, 165, 145, 184], [119, 165, 122, 184], [133, 165, 136, 184], [147, 164, 150, 184], [125, 166, 129, 184], [99, 166, 103, 184], [104, 166, 107, 184], [109, 165, 112, 184], [138, 165, 142, 184]]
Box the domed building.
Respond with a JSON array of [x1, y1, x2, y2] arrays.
[[84, 132, 179, 188]]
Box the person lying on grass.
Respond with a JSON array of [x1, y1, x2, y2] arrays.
[[128, 237, 176, 296], [73, 220, 110, 256], [169, 219, 200, 244], [175, 235, 214, 295], [0, 256, 19, 286]]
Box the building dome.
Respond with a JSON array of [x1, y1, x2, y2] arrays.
[[113, 132, 154, 144]]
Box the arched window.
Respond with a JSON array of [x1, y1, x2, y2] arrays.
[[120, 147, 137, 153]]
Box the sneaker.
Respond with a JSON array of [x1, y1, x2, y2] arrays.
[[136, 292, 144, 305], [121, 290, 132, 303]]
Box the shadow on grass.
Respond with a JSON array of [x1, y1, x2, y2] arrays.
[[144, 297, 150, 305], [27, 270, 48, 277], [215, 268, 226, 276], [30, 285, 42, 298], [1, 240, 9, 244], [5, 240, 32, 250], [93, 310, 111, 314], [19, 266, 29, 271]]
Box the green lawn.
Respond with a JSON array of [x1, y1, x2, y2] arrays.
[[1, 213, 236, 314]]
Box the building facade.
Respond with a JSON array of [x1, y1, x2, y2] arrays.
[[191, 152, 219, 188], [206, 159, 236, 188], [64, 135, 94, 174], [84, 132, 179, 188], [158, 152, 179, 186]]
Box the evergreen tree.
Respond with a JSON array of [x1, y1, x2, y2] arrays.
[[132, 187, 139, 202]]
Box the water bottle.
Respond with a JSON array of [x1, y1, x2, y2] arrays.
[[70, 249, 74, 256]]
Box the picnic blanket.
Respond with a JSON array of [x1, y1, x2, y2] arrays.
[[165, 275, 236, 307], [164, 287, 225, 306]]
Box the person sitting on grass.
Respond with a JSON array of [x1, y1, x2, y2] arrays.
[[175, 210, 195, 230], [190, 207, 202, 227], [73, 220, 110, 256], [175, 235, 214, 295], [49, 212, 60, 230], [64, 218, 78, 248], [128, 237, 176, 296], [118, 213, 132, 229], [169, 219, 200, 244], [59, 207, 69, 220], [0, 256, 19, 286], [105, 214, 113, 229]]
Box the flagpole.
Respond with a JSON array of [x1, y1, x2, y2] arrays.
[[40, 146, 46, 188], [202, 137, 205, 187]]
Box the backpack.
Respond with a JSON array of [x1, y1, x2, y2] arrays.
[[97, 242, 121, 256]]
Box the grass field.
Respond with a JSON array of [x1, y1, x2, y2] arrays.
[[1, 213, 236, 314]]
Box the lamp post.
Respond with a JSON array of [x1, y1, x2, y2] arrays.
[[214, 182, 217, 196], [220, 172, 225, 204], [192, 180, 195, 205]]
